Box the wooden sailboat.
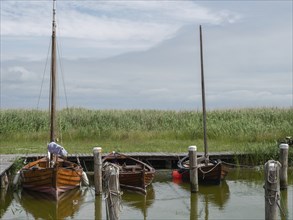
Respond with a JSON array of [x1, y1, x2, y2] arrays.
[[175, 25, 229, 184], [103, 152, 155, 194], [18, 0, 83, 199]]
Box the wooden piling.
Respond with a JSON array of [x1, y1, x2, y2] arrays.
[[264, 160, 281, 220], [279, 143, 289, 190], [103, 163, 121, 220], [93, 147, 102, 195], [189, 146, 198, 192]]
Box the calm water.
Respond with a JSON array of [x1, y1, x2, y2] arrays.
[[1, 168, 292, 219]]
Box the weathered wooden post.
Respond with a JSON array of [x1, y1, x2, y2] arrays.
[[279, 143, 289, 190], [103, 163, 121, 220], [189, 146, 198, 192], [93, 147, 102, 195], [264, 160, 281, 220]]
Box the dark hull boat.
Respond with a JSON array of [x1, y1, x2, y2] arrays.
[[103, 152, 155, 194], [176, 156, 229, 184]]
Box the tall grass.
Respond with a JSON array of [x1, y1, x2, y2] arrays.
[[1, 108, 292, 160]]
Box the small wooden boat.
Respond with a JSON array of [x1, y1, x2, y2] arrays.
[[20, 156, 83, 199], [177, 156, 229, 184], [102, 152, 155, 194], [18, 0, 84, 199]]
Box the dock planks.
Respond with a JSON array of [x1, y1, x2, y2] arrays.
[[1, 151, 240, 177], [0, 154, 20, 176]]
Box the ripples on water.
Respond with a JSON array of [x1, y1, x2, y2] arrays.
[[1, 168, 292, 219]]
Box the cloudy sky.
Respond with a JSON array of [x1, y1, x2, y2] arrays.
[[1, 0, 292, 110]]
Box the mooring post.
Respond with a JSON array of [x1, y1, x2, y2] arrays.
[[279, 143, 289, 190], [189, 146, 198, 192], [104, 163, 121, 220], [264, 160, 281, 220], [93, 147, 103, 195]]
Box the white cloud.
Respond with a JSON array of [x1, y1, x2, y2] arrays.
[[4, 66, 37, 82], [1, 1, 240, 56], [1, 1, 292, 109]]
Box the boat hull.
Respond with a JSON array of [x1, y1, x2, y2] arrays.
[[20, 157, 83, 199], [103, 153, 155, 194], [177, 157, 230, 184]]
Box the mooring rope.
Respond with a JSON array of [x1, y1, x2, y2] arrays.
[[102, 162, 123, 219], [263, 160, 286, 217], [198, 161, 221, 175], [264, 187, 286, 217]]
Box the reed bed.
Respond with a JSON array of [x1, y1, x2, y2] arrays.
[[1, 107, 292, 164]]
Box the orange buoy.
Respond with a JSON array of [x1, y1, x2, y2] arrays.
[[172, 170, 182, 179]]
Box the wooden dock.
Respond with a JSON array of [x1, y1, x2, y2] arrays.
[[0, 154, 22, 187], [1, 151, 241, 178], [0, 154, 20, 175], [1, 151, 246, 188]]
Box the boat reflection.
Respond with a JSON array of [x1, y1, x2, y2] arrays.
[[0, 185, 13, 219], [174, 179, 230, 209], [13, 187, 87, 220], [121, 185, 155, 219]]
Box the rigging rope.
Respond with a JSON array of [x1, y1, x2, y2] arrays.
[[37, 38, 51, 109], [55, 13, 71, 143]]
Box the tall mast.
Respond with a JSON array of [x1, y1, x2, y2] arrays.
[[50, 0, 57, 142], [199, 25, 209, 164]]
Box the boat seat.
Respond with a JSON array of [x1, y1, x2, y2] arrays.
[[122, 164, 142, 172]]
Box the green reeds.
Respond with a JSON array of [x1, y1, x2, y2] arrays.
[[1, 107, 292, 162]]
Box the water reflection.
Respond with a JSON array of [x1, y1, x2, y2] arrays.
[[14, 188, 87, 220], [0, 185, 13, 218], [280, 189, 288, 220], [174, 179, 230, 209], [122, 185, 155, 219], [190, 193, 198, 220], [95, 195, 103, 220], [1, 169, 292, 219]]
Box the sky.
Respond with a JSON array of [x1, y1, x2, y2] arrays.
[[1, 0, 292, 110]]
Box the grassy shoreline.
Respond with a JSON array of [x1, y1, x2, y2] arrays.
[[1, 107, 292, 164]]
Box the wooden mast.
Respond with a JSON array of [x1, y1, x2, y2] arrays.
[[199, 25, 209, 165], [50, 0, 57, 143]]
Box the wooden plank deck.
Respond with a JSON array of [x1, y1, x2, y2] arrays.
[[1, 151, 241, 176], [0, 154, 22, 176]]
